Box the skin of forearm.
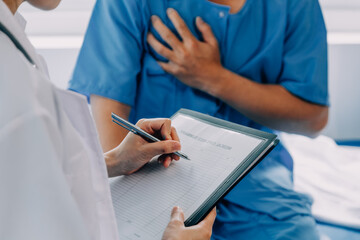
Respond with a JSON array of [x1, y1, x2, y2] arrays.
[[148, 9, 328, 136], [103, 143, 141, 177], [203, 66, 329, 137], [90, 95, 131, 152], [104, 147, 122, 177]]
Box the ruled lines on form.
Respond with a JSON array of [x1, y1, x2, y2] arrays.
[[110, 114, 263, 240]]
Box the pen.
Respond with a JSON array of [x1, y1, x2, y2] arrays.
[[111, 112, 190, 160]]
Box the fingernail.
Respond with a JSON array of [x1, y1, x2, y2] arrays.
[[167, 8, 174, 15], [165, 158, 171, 168], [174, 142, 181, 151], [196, 16, 204, 24], [151, 15, 158, 22]]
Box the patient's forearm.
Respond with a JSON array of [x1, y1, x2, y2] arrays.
[[204, 67, 329, 137], [90, 95, 131, 152]]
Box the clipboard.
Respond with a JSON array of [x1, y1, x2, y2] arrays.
[[175, 109, 279, 226], [110, 109, 279, 239]]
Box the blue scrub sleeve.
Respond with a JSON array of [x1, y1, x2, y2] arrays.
[[279, 0, 328, 106], [69, 0, 145, 106]]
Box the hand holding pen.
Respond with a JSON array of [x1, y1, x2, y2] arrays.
[[106, 113, 190, 176]]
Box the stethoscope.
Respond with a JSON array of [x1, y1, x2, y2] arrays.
[[0, 21, 37, 68]]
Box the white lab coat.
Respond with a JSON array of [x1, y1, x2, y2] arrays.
[[0, 1, 119, 239]]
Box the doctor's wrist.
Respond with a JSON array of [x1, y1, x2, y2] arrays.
[[104, 147, 123, 177]]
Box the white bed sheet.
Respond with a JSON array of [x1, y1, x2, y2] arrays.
[[280, 133, 360, 230]]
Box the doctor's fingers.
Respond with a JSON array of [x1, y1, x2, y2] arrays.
[[136, 118, 173, 139], [158, 154, 175, 168], [140, 140, 181, 160], [196, 208, 217, 229], [170, 126, 180, 142], [170, 128, 180, 161], [186, 208, 216, 240], [170, 206, 185, 224], [158, 151, 180, 167], [159, 120, 177, 141]]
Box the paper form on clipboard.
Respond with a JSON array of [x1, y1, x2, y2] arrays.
[[109, 109, 278, 240]]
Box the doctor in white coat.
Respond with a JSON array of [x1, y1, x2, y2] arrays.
[[0, 0, 216, 239]]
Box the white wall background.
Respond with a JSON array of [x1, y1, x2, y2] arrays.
[[19, 0, 95, 89], [319, 0, 360, 140], [18, 0, 360, 140]]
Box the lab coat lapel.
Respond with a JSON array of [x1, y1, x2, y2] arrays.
[[1, 2, 120, 239], [55, 88, 120, 240]]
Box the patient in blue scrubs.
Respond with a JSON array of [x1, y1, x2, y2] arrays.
[[69, 0, 329, 239]]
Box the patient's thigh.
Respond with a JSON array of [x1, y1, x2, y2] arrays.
[[317, 222, 360, 240], [211, 200, 320, 240]]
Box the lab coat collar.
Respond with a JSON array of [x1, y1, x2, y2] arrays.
[[0, 1, 44, 72], [15, 12, 27, 30]]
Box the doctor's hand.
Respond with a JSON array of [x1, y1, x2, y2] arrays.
[[162, 207, 216, 240], [147, 8, 224, 94], [104, 118, 181, 177]]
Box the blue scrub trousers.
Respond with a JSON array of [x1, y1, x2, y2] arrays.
[[212, 201, 319, 240], [211, 154, 320, 240]]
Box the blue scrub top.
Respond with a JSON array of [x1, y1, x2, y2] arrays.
[[70, 0, 328, 221]]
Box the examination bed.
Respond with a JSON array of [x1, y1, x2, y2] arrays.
[[281, 133, 360, 240]]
